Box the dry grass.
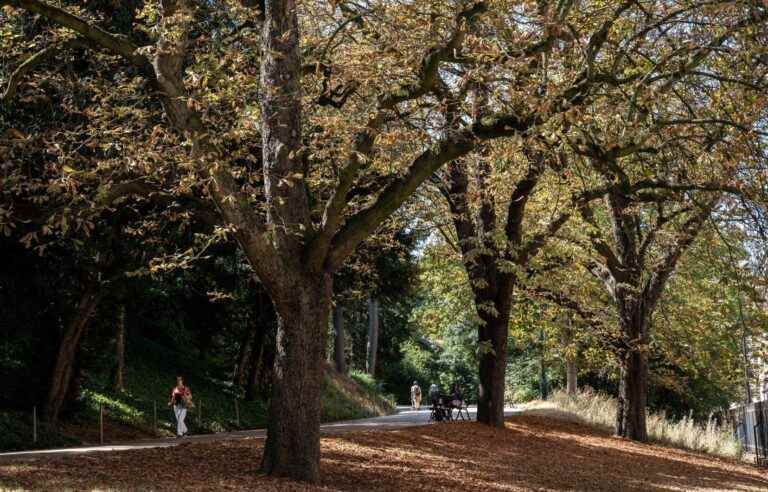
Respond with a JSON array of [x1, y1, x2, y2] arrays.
[[526, 388, 742, 460], [2, 414, 765, 491]]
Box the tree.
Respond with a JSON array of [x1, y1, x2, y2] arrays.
[[112, 304, 126, 392], [420, 0, 768, 426], [332, 304, 347, 374], [1, 0, 533, 480], [4, 0, 766, 479], [366, 299, 380, 376]]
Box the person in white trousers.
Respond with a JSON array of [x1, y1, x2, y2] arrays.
[[168, 376, 192, 437]]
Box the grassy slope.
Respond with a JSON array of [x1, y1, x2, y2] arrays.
[[523, 388, 742, 460], [1, 337, 394, 452]]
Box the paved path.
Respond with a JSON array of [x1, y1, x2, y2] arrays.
[[0, 405, 518, 462]]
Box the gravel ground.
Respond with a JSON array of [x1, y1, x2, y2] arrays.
[[1, 415, 765, 491]]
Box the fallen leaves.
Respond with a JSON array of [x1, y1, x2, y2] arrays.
[[1, 416, 766, 491]]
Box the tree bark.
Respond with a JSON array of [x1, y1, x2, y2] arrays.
[[332, 304, 346, 374], [616, 345, 649, 441], [566, 357, 578, 396], [615, 309, 650, 441], [259, 275, 331, 482], [476, 312, 509, 427], [366, 299, 379, 376], [45, 283, 100, 422], [112, 304, 126, 392]]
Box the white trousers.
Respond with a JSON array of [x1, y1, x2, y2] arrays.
[[174, 404, 188, 436]]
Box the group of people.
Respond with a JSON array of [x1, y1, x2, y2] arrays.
[[170, 377, 466, 439], [409, 381, 464, 410]]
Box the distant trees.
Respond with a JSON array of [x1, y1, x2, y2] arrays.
[[332, 305, 347, 374], [366, 299, 380, 376]]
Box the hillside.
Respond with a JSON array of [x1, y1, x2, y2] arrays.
[[0, 336, 394, 452]]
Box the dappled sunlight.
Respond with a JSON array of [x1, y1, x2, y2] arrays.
[[3, 415, 766, 491]]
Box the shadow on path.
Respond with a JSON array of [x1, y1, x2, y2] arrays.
[[1, 414, 764, 491]]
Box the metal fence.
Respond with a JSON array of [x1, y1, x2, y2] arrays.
[[730, 400, 768, 467], [19, 394, 252, 450]]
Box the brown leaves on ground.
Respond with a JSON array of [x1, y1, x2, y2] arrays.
[[2, 416, 766, 491]]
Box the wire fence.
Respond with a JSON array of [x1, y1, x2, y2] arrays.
[[22, 393, 261, 449]]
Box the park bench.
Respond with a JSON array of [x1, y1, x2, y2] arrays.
[[429, 395, 470, 422]]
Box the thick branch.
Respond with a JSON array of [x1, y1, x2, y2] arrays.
[[325, 111, 534, 270], [305, 2, 487, 270], [642, 198, 718, 312], [10, 0, 149, 68]]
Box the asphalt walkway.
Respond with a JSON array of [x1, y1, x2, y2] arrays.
[[0, 405, 518, 461]]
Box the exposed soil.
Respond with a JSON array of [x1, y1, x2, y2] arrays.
[[1, 415, 765, 491]]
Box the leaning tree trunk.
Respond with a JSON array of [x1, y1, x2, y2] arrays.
[[260, 275, 332, 482], [46, 284, 100, 422], [366, 299, 379, 376], [615, 312, 650, 441], [112, 304, 126, 392], [332, 304, 347, 374], [476, 313, 509, 427]]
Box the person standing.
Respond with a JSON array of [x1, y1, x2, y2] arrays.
[[168, 375, 192, 437], [428, 383, 440, 406], [410, 381, 422, 410]]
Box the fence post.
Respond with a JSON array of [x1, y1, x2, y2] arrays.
[[153, 400, 157, 434], [197, 400, 201, 427], [99, 403, 104, 445], [234, 397, 240, 427], [32, 406, 37, 444]]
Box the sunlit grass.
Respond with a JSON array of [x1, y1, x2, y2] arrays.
[[538, 388, 742, 460]]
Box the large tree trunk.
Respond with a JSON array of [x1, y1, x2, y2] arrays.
[[332, 304, 346, 374], [112, 304, 126, 392], [366, 299, 379, 376], [566, 357, 578, 396], [476, 313, 509, 427], [45, 283, 100, 422], [260, 275, 331, 482], [616, 348, 649, 441], [615, 312, 649, 441]]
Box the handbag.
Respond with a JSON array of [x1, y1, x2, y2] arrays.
[[182, 393, 195, 409]]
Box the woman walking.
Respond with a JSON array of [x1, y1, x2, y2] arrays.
[[168, 375, 192, 437]]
